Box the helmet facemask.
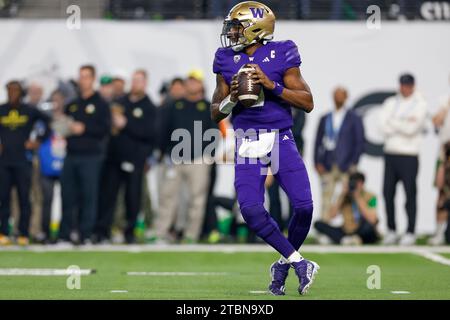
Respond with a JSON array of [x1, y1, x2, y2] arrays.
[[221, 19, 252, 52]]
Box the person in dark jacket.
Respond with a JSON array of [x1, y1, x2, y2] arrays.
[[314, 87, 365, 222], [57, 65, 111, 245], [155, 76, 218, 243], [0, 81, 50, 246], [94, 70, 156, 244]]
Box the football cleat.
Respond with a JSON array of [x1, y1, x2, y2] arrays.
[[292, 259, 320, 295], [268, 261, 290, 296]]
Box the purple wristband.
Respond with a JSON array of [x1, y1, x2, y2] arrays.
[[271, 81, 284, 96]]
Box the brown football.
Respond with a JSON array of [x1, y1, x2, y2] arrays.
[[237, 64, 262, 108]]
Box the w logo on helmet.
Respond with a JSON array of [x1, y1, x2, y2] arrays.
[[249, 7, 264, 18]]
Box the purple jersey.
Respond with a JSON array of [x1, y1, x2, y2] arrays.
[[213, 40, 302, 131]]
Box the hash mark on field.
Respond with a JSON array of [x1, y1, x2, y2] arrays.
[[249, 290, 268, 294], [391, 291, 411, 294], [110, 290, 128, 293], [126, 272, 231, 276]]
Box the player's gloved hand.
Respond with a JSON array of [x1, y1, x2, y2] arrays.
[[248, 64, 276, 90]]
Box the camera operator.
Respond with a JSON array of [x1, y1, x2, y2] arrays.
[[314, 172, 379, 245]]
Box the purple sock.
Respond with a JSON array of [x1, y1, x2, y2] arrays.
[[288, 205, 313, 250], [241, 204, 296, 259]]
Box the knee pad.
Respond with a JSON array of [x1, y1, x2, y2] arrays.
[[241, 204, 279, 238], [290, 204, 313, 229]]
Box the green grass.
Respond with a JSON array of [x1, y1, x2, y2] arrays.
[[0, 251, 449, 300]]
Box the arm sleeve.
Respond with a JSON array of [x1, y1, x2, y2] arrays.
[[379, 99, 396, 136], [387, 101, 428, 136], [33, 108, 51, 142], [212, 48, 224, 75], [351, 113, 365, 165], [157, 102, 172, 155], [314, 117, 325, 165], [283, 40, 302, 71]]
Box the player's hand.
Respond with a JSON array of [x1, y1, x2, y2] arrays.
[[112, 112, 127, 130], [70, 121, 86, 135], [230, 74, 239, 103], [24, 140, 40, 150], [433, 109, 447, 127], [248, 64, 276, 90], [315, 163, 326, 175]]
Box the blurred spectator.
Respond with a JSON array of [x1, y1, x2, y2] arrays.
[[156, 77, 186, 155], [435, 142, 450, 245], [314, 171, 379, 245], [99, 75, 115, 103], [380, 73, 427, 246], [95, 70, 156, 244], [25, 81, 46, 242], [314, 87, 365, 222], [155, 76, 217, 243], [168, 78, 186, 103], [0, 81, 50, 246], [430, 76, 450, 245], [112, 76, 126, 100], [37, 90, 67, 243], [57, 65, 111, 245], [26, 82, 44, 108], [158, 77, 186, 108]]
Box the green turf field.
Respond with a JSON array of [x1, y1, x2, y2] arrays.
[[0, 250, 449, 299]]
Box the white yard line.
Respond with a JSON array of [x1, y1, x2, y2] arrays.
[[126, 272, 231, 276], [1, 244, 450, 254], [413, 250, 450, 267], [0, 268, 95, 276]]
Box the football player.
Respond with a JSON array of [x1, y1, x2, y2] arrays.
[[211, 1, 319, 295]]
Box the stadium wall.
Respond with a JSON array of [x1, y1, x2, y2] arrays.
[[0, 20, 449, 234]]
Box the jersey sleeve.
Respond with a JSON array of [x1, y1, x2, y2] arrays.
[[212, 48, 225, 75], [282, 40, 302, 71]]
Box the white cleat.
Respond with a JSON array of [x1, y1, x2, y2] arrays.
[[399, 233, 416, 246], [382, 231, 398, 245]]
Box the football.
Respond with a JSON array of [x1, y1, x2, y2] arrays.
[[237, 64, 262, 108]]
